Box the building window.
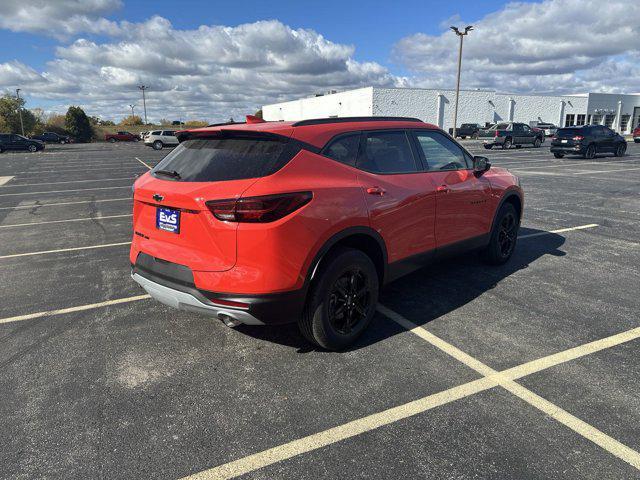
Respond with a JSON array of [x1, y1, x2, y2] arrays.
[[587, 115, 592, 124], [576, 114, 586, 126], [604, 115, 614, 128], [620, 115, 630, 132], [565, 114, 575, 126], [591, 114, 602, 125]]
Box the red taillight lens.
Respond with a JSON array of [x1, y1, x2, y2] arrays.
[[572, 135, 584, 141], [494, 130, 500, 137], [206, 191, 313, 223]]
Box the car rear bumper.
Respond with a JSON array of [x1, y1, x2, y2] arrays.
[[550, 144, 584, 154], [131, 253, 306, 325]]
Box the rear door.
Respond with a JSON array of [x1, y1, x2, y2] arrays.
[[512, 123, 525, 144], [162, 131, 178, 145], [521, 124, 536, 144], [356, 130, 437, 263], [411, 130, 492, 247]]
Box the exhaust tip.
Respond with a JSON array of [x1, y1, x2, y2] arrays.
[[218, 313, 242, 328]]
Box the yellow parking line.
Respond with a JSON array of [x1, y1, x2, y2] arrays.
[[135, 157, 153, 169], [378, 305, 640, 471], [0, 214, 132, 228], [519, 224, 598, 239], [181, 312, 640, 479], [0, 241, 132, 259], [0, 294, 150, 325]]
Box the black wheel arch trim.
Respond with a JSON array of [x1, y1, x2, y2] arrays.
[[490, 191, 523, 233]]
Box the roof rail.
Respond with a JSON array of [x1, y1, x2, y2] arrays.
[[291, 116, 423, 127], [206, 121, 246, 127]]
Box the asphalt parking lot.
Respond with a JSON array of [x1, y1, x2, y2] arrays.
[[1, 139, 639, 479]]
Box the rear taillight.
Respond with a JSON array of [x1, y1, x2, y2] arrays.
[[494, 130, 500, 137], [573, 135, 584, 141], [206, 191, 312, 223]]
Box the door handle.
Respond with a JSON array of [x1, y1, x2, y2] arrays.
[[366, 186, 386, 196], [436, 185, 451, 193]]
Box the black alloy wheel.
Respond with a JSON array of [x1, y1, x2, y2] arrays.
[[28, 144, 37, 152], [328, 269, 371, 335], [497, 211, 517, 259], [584, 144, 596, 159]]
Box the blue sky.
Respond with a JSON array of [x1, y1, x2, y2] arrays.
[[0, 0, 638, 122]]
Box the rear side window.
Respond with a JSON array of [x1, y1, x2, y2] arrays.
[[414, 131, 470, 171], [152, 136, 298, 182], [357, 131, 417, 174], [152, 130, 161, 135], [322, 133, 360, 166]]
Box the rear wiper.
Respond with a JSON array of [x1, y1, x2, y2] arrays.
[[154, 169, 181, 179]]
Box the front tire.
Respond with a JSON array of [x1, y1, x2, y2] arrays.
[[614, 143, 626, 157], [533, 137, 542, 148], [299, 248, 378, 351], [108, 138, 116, 143], [502, 138, 512, 150], [484, 144, 492, 150], [553, 153, 564, 158], [28, 144, 37, 153], [483, 203, 519, 265], [152, 140, 163, 150]]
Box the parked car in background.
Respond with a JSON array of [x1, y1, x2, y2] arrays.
[[480, 122, 544, 149], [448, 123, 482, 139], [0, 133, 45, 153], [534, 123, 557, 137], [139, 131, 149, 141], [144, 130, 179, 150], [130, 116, 523, 350], [633, 125, 640, 143], [550, 125, 627, 159], [105, 131, 139, 143], [31, 132, 71, 144]]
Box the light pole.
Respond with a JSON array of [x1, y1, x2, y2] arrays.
[[129, 104, 135, 117], [450, 25, 473, 139], [138, 85, 148, 124], [15, 88, 25, 136]]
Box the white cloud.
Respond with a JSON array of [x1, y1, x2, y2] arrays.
[[393, 0, 640, 94], [0, 17, 403, 121], [0, 0, 122, 39]]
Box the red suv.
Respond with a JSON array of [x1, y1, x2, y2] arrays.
[[131, 117, 523, 350]]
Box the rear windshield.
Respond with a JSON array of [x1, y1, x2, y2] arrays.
[[152, 136, 297, 182], [556, 128, 583, 137]]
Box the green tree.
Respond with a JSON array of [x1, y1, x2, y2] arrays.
[[120, 115, 143, 126], [0, 94, 37, 135], [65, 106, 93, 142]]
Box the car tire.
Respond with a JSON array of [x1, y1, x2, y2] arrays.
[[471, 133, 479, 140], [584, 144, 596, 159], [614, 143, 626, 157], [553, 153, 564, 158], [502, 138, 512, 150], [533, 137, 542, 148], [28, 144, 37, 153], [108, 138, 116, 143], [483, 144, 492, 150], [152, 140, 164, 150], [634, 139, 640, 143], [60, 140, 66, 145], [483, 203, 519, 265], [299, 247, 379, 351]]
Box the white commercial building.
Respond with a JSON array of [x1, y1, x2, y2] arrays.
[[263, 87, 640, 134]]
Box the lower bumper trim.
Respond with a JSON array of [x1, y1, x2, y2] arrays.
[[132, 273, 265, 325]]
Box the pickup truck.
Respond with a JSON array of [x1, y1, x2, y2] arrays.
[[105, 131, 139, 143], [448, 123, 482, 139], [479, 122, 544, 149]]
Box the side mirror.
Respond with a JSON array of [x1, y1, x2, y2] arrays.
[[473, 156, 491, 174]]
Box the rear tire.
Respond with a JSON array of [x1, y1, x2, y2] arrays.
[[28, 144, 37, 153], [533, 137, 542, 148], [483, 203, 519, 265], [553, 153, 564, 158], [502, 138, 512, 150], [584, 144, 596, 159], [153, 140, 163, 150], [299, 248, 378, 351], [108, 138, 116, 143], [484, 144, 492, 150], [614, 143, 626, 157]]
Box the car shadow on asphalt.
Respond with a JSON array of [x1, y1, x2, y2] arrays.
[[234, 228, 567, 353]]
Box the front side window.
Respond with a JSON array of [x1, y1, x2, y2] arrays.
[[357, 131, 417, 174], [322, 133, 360, 167], [414, 131, 470, 171]]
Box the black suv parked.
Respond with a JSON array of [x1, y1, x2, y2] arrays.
[[32, 132, 71, 144], [550, 125, 626, 159], [0, 134, 45, 153]]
